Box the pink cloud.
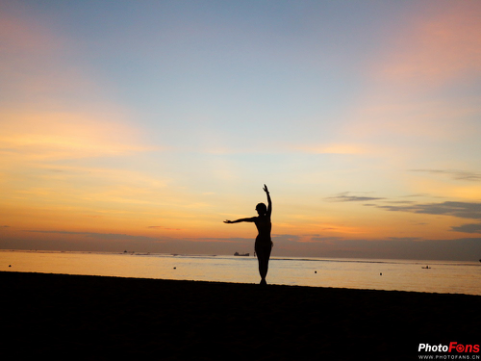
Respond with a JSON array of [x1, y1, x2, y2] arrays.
[[376, 2, 481, 88]]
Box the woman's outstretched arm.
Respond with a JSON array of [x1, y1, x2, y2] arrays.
[[263, 184, 272, 217], [224, 217, 256, 224]]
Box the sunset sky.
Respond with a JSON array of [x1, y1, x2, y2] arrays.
[[1, 0, 480, 260]]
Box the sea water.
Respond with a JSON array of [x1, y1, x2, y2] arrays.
[[1, 250, 480, 296]]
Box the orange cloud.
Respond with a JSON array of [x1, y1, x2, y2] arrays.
[[406, 177, 481, 201], [0, 10, 155, 161], [0, 111, 157, 161], [347, 99, 479, 141], [294, 143, 367, 155]]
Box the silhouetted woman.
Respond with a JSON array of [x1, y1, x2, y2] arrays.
[[224, 185, 273, 285]]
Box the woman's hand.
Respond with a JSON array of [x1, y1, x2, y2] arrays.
[[224, 220, 233, 224], [263, 184, 269, 193]]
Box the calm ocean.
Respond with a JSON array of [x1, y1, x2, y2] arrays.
[[1, 250, 480, 296]]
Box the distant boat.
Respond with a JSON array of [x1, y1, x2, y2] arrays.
[[422, 266, 431, 269], [234, 252, 250, 256]]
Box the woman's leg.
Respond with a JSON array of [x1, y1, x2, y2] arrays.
[[255, 242, 272, 284]]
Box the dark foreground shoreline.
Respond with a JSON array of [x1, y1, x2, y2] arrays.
[[1, 272, 479, 360]]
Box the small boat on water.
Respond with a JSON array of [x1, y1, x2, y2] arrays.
[[234, 252, 250, 256], [422, 266, 431, 269]]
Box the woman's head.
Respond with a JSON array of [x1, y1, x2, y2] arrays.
[[256, 202, 267, 215]]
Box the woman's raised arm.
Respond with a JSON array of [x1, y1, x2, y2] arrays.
[[263, 184, 272, 217]]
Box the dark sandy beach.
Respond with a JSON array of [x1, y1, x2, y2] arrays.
[[1, 271, 479, 360]]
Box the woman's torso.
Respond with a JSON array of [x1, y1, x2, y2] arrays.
[[254, 216, 271, 242]]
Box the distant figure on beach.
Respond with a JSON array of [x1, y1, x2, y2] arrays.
[[224, 185, 273, 285]]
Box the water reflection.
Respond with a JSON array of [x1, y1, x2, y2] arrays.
[[1, 250, 480, 295]]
